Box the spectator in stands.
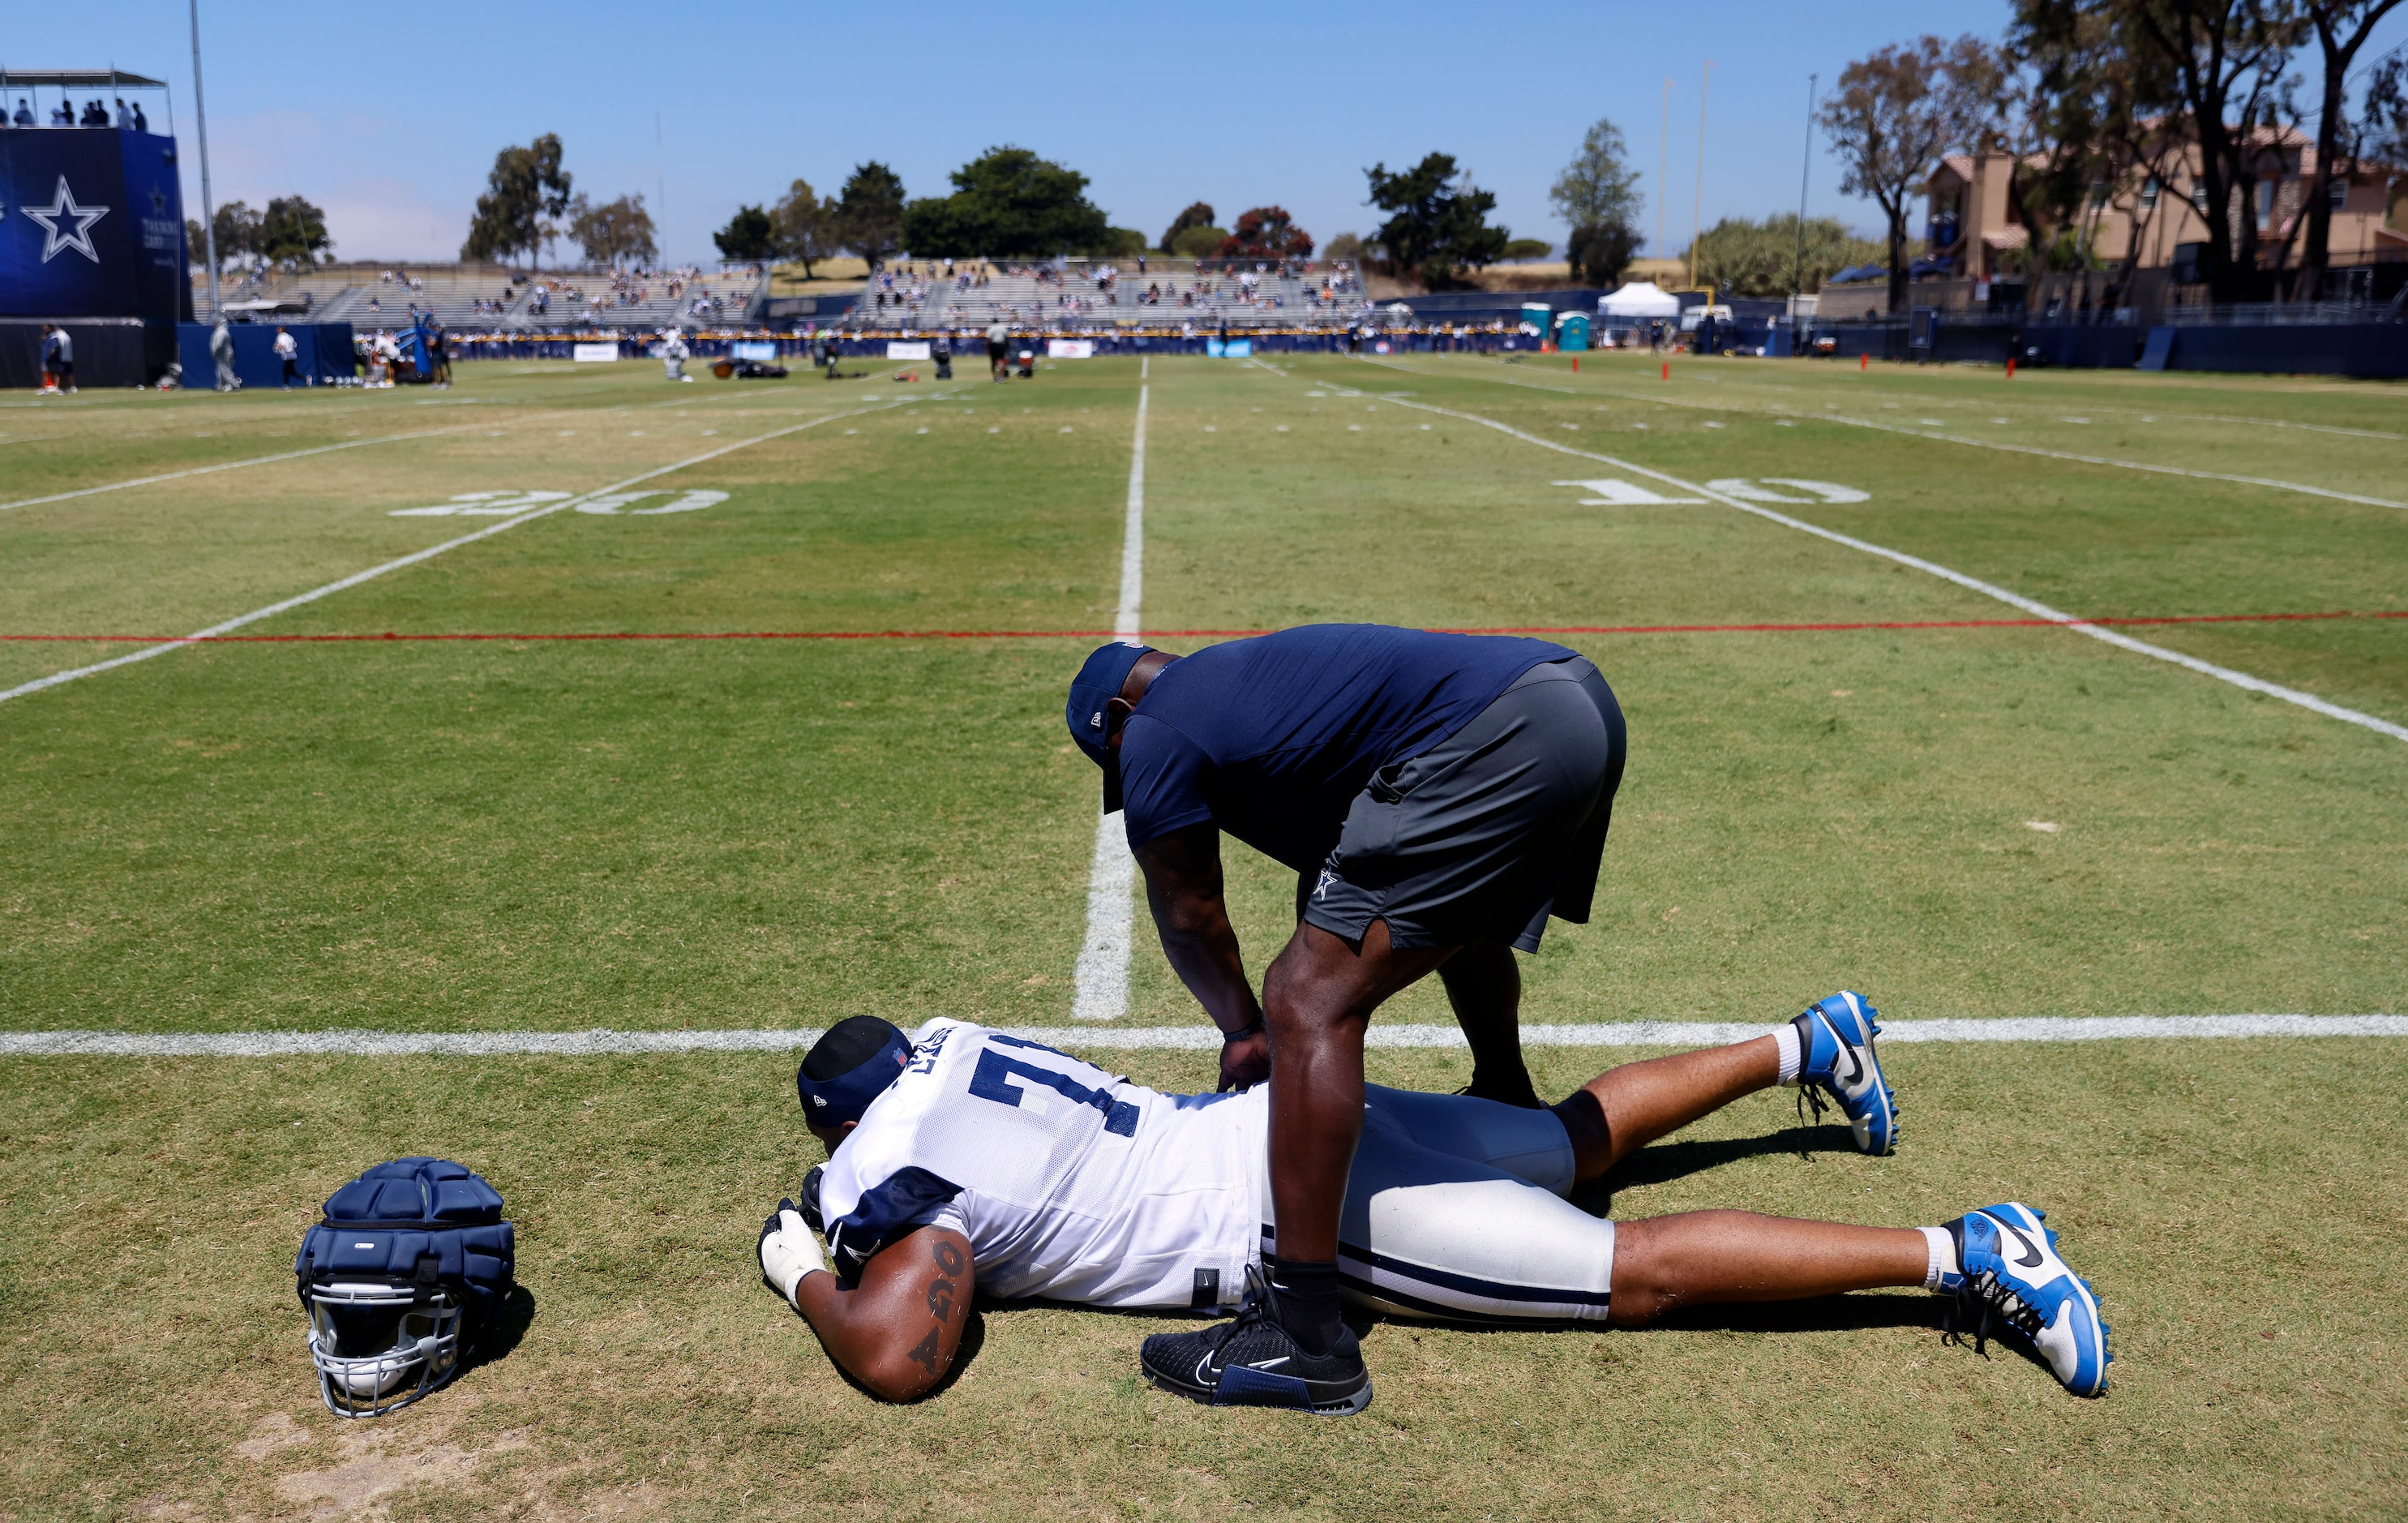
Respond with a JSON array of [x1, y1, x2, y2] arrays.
[[114, 98, 129, 127], [50, 100, 73, 126], [272, 325, 300, 389], [132, 103, 148, 132], [79, 100, 104, 126], [11, 99, 31, 127]]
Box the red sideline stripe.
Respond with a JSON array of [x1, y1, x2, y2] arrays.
[[3, 611, 2404, 644]]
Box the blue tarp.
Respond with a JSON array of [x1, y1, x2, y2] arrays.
[[177, 322, 356, 388]]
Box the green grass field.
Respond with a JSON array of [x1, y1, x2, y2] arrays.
[[2, 351, 2404, 1519]]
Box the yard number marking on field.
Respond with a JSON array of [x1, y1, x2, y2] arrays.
[[1069, 381, 1150, 1023], [0, 399, 930, 710], [1321, 371, 2408, 746]]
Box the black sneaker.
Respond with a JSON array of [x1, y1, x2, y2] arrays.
[[1138, 1265, 1373, 1416]]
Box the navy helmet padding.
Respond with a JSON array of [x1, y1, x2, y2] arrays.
[[295, 1158, 515, 1330]]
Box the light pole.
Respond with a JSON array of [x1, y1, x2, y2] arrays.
[[1794, 74, 1818, 309], [1690, 61, 1712, 292], [189, 0, 222, 320], [1657, 79, 1670, 266]]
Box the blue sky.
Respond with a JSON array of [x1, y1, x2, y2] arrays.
[[11, 1, 2403, 268]]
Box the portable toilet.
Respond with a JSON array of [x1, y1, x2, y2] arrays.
[[1553, 311, 1590, 351], [1518, 301, 1551, 347]]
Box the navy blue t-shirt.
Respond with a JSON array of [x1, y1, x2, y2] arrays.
[[1116, 624, 1575, 869]]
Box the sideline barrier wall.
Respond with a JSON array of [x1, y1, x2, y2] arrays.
[[175, 322, 358, 388], [0, 316, 156, 388], [2160, 324, 2408, 379]]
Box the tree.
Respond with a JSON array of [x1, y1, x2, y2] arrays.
[[259, 195, 332, 268], [567, 193, 658, 267], [208, 200, 263, 268], [1160, 201, 1215, 253], [769, 179, 836, 278], [2367, 50, 2408, 165], [714, 204, 778, 263], [2294, 1, 2403, 296], [1364, 152, 1510, 288], [833, 161, 906, 268], [1549, 117, 1647, 285], [1689, 215, 1891, 295], [899, 146, 1111, 258], [1324, 232, 1365, 261], [461, 134, 572, 267], [1219, 206, 1314, 259], [2116, 0, 2305, 302], [1820, 36, 1999, 312], [1169, 223, 1229, 258]]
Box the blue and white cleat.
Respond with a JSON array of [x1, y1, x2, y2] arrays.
[[1943, 1203, 2111, 1397], [1791, 990, 1898, 1155]]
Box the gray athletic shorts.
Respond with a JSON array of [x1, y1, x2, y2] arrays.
[[1300, 655, 1624, 952], [1259, 1085, 1613, 1325]]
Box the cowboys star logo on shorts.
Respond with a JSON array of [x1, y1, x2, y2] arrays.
[[1313, 867, 1338, 900]]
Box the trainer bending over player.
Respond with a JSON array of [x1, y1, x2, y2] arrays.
[[1065, 625, 1630, 1405], [756, 999, 2110, 1413]]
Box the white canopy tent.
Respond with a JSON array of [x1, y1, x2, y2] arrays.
[[1598, 281, 1682, 318]]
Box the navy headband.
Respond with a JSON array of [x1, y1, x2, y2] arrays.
[[795, 1026, 912, 1126]]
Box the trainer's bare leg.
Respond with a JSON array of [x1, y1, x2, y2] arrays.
[[1435, 942, 1540, 1108], [1262, 917, 1454, 1266], [1552, 1036, 1782, 1185], [1607, 1211, 1927, 1326]]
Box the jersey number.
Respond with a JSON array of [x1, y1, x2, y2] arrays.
[[969, 1049, 1140, 1136]]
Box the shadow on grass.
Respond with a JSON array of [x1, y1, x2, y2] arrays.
[[1568, 1122, 1859, 1216], [462, 1284, 536, 1377]]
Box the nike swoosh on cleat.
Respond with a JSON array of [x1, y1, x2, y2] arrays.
[[1838, 1043, 1864, 1087], [2001, 1222, 2046, 1270], [1249, 1357, 1291, 1370]]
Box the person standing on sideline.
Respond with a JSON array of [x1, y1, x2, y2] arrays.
[[428, 320, 452, 388], [209, 318, 239, 391], [272, 325, 300, 388], [1065, 624, 1643, 1412], [986, 318, 1009, 381], [37, 325, 70, 393]]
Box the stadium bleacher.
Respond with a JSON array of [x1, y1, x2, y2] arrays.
[[237, 262, 766, 332], [842, 257, 1373, 332]]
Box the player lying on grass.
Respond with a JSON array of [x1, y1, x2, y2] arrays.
[[757, 995, 2110, 1414]]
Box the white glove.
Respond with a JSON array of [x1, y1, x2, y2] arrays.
[[758, 1199, 825, 1308]]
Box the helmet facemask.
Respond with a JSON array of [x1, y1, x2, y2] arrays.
[[304, 1281, 464, 1418]]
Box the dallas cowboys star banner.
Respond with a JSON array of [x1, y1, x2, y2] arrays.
[[0, 127, 189, 323]]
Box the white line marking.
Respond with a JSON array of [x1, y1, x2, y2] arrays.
[[4, 1015, 2399, 1058], [1366, 357, 2408, 511], [1070, 383, 1150, 1021], [0, 397, 932, 709], [0, 422, 504, 514], [1323, 368, 2408, 744]]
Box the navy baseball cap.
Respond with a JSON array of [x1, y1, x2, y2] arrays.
[[1066, 641, 1154, 812], [795, 1017, 912, 1128]]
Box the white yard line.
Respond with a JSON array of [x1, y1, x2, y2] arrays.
[[0, 422, 503, 514], [1365, 357, 2408, 512], [1070, 381, 1150, 1021], [1322, 368, 2408, 744], [2, 1014, 2399, 1058], [0, 397, 933, 709]]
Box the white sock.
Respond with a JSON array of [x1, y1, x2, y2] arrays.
[[1772, 1023, 1803, 1085], [1919, 1225, 1958, 1292]]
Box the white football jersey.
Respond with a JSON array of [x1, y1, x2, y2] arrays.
[[816, 1019, 1265, 1310]]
